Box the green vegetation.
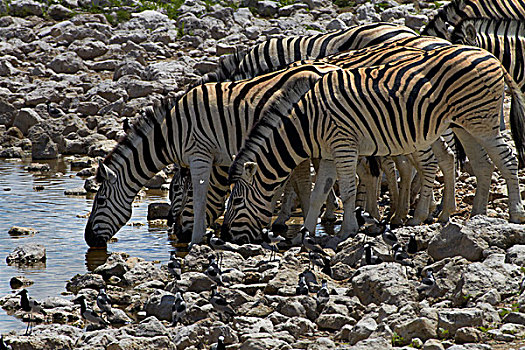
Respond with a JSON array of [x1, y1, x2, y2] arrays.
[[391, 332, 405, 346], [374, 1, 390, 12], [431, 1, 443, 9], [438, 327, 450, 339]]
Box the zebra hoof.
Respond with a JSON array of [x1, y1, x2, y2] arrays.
[[271, 223, 288, 234], [510, 212, 525, 224]]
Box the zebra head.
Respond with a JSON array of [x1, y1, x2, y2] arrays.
[[85, 161, 133, 248], [221, 162, 270, 244], [167, 166, 193, 242]]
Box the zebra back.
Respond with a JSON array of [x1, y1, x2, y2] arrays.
[[211, 22, 418, 82], [422, 0, 525, 40]]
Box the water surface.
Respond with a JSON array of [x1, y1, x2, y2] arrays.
[[0, 158, 174, 332]]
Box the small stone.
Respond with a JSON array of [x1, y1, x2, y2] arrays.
[[422, 339, 445, 350], [8, 226, 38, 236], [64, 187, 88, 196], [147, 202, 170, 220], [454, 327, 483, 343], [6, 243, 46, 265], [9, 276, 34, 289]]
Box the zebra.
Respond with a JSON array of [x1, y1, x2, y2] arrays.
[[452, 18, 525, 92], [422, 0, 525, 41], [84, 62, 343, 248], [208, 22, 419, 83], [451, 18, 525, 157], [222, 45, 525, 243]]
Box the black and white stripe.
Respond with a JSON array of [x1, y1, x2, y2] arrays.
[[422, 0, 525, 40]]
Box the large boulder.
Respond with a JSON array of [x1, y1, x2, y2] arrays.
[[427, 222, 488, 262], [351, 263, 417, 305], [453, 253, 522, 302]]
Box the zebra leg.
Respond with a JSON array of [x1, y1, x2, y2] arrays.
[[431, 136, 456, 222], [333, 146, 359, 240], [189, 157, 213, 246], [303, 159, 337, 233], [321, 189, 339, 222], [272, 180, 296, 233], [356, 158, 367, 210], [391, 155, 413, 225], [290, 160, 313, 220], [474, 134, 525, 223], [356, 158, 380, 219], [453, 128, 493, 217], [312, 158, 339, 223], [407, 147, 438, 226], [380, 157, 399, 218]]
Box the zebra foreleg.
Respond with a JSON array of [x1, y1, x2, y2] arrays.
[[453, 128, 493, 217], [431, 136, 456, 222], [303, 159, 337, 233], [189, 158, 213, 246]]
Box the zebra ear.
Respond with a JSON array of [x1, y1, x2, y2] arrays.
[[97, 160, 117, 184], [464, 22, 477, 45], [242, 162, 258, 182]]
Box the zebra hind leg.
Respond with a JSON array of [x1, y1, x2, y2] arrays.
[[475, 133, 525, 223], [453, 128, 493, 217], [407, 147, 438, 226]]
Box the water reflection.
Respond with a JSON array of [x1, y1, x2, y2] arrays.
[[85, 248, 110, 272]]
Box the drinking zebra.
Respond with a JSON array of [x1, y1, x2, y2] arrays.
[[84, 63, 341, 247], [222, 45, 525, 243]]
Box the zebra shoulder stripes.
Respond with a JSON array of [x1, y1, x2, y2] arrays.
[[222, 46, 525, 242], [84, 63, 341, 248]]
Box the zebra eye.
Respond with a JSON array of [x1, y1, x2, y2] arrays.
[[97, 196, 107, 206], [232, 197, 243, 206]]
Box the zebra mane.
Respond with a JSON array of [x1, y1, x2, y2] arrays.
[[100, 97, 175, 178], [229, 65, 333, 183]]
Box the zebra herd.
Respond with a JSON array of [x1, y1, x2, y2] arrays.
[[85, 0, 525, 250]]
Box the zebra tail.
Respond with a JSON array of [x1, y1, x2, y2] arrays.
[[503, 71, 525, 168]]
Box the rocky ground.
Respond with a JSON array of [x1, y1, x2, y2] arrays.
[[2, 0, 525, 349]]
